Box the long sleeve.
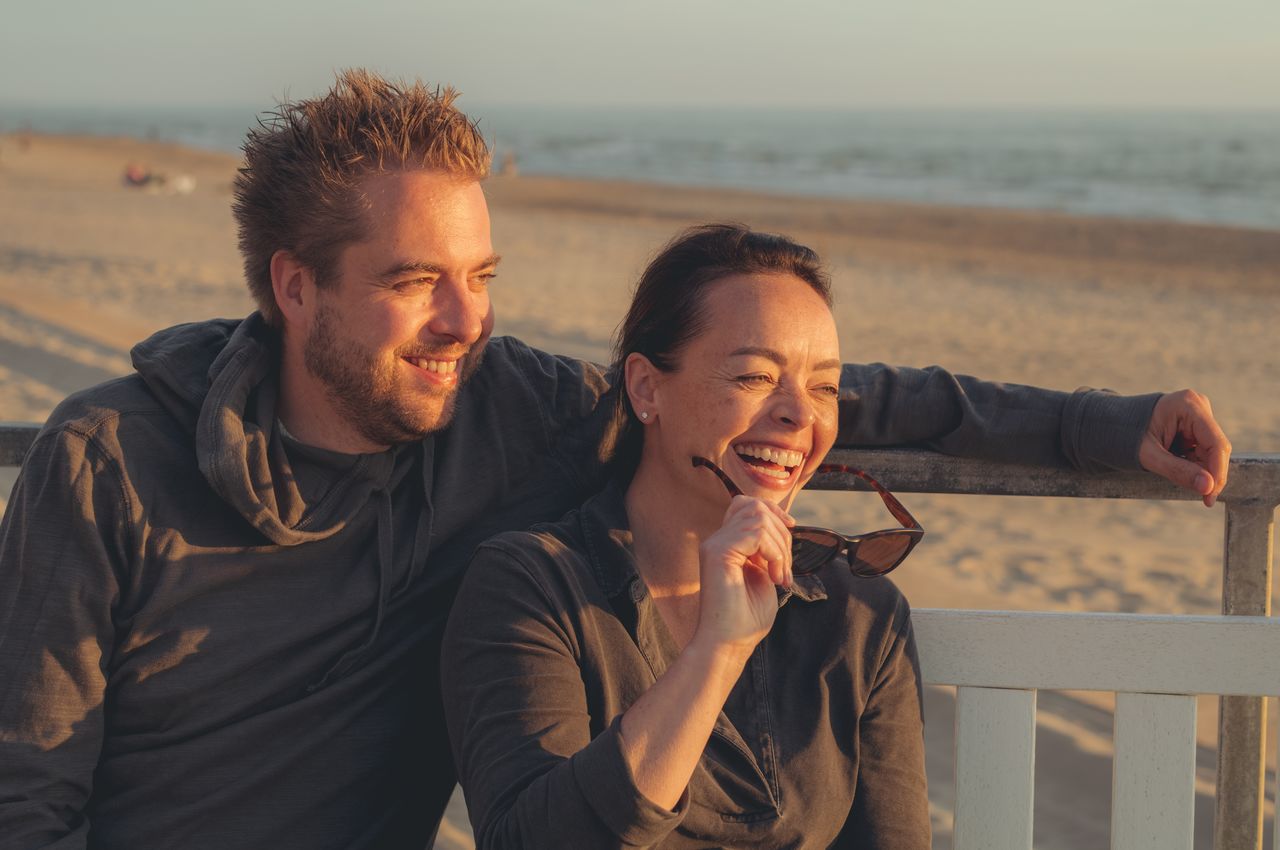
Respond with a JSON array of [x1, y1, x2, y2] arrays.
[[441, 544, 685, 850], [836, 596, 931, 849], [0, 428, 128, 849], [835, 362, 1160, 471], [513, 334, 1160, 477]]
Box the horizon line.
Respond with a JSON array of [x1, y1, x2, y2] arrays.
[[2, 100, 1279, 115]]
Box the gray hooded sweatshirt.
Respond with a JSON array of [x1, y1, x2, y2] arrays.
[[0, 313, 1157, 849]]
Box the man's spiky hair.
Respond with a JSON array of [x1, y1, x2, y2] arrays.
[[232, 69, 491, 325]]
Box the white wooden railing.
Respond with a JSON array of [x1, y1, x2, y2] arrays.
[[815, 449, 1279, 850], [3, 425, 1277, 848], [912, 609, 1280, 850]]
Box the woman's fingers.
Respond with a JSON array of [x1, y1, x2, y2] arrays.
[[750, 499, 795, 586], [725, 496, 792, 588], [760, 510, 792, 588], [762, 498, 797, 528]]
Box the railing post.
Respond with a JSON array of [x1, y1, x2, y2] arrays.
[[1215, 501, 1276, 850]]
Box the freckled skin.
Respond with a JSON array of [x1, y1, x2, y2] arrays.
[[640, 273, 841, 523]]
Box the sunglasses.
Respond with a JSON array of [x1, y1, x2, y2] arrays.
[[691, 456, 925, 578]]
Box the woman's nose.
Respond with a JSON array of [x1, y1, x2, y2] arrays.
[[773, 387, 817, 428]]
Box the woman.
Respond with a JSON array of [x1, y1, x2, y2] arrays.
[[441, 224, 930, 848]]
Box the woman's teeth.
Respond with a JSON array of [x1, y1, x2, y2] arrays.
[[733, 443, 804, 475]]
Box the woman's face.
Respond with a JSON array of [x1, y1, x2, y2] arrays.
[[636, 272, 841, 511]]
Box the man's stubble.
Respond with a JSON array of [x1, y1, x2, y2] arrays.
[[303, 299, 485, 447]]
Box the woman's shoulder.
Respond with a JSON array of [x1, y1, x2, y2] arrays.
[[444, 509, 602, 663], [460, 506, 599, 606], [469, 509, 592, 586]]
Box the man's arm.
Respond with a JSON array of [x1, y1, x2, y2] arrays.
[[836, 364, 1230, 505], [0, 426, 126, 848], [510, 339, 1231, 506]]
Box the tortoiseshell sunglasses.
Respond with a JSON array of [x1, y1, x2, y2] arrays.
[[692, 456, 925, 578]]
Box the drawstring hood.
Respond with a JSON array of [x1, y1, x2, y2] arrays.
[[130, 313, 428, 691], [306, 487, 395, 692]]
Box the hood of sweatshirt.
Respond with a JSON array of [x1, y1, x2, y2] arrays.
[[129, 313, 402, 547], [130, 313, 427, 689]]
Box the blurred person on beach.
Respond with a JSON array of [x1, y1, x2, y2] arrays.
[[0, 69, 1230, 850], [443, 224, 932, 848]]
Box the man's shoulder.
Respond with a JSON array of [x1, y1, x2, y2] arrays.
[[475, 508, 583, 565], [36, 316, 250, 457], [37, 373, 189, 461], [474, 336, 608, 392], [452, 336, 615, 459]]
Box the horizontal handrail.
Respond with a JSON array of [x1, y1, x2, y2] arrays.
[[4, 422, 1278, 506], [0, 422, 37, 466], [816, 447, 1280, 506]]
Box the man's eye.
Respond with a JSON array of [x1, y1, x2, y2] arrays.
[[814, 384, 840, 398], [395, 278, 434, 290], [471, 273, 497, 289], [737, 374, 773, 386]]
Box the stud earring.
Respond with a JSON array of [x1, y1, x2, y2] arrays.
[[639, 411, 649, 421]]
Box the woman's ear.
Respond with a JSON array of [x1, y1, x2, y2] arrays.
[[624, 352, 662, 423]]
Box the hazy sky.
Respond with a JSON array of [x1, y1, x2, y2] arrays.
[[3, 0, 1277, 110]]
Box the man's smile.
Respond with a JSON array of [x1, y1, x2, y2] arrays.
[[403, 356, 462, 387]]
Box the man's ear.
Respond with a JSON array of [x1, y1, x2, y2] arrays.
[[624, 352, 663, 422], [270, 249, 315, 328]]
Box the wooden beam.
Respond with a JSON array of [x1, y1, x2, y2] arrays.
[[953, 686, 1036, 850], [914, 609, 1280, 697], [0, 422, 38, 466], [1112, 692, 1197, 850], [815, 448, 1280, 506]]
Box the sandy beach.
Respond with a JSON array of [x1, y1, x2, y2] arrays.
[[1, 132, 1276, 848]]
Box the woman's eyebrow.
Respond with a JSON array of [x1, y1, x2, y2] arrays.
[[729, 347, 841, 371], [729, 346, 785, 364]]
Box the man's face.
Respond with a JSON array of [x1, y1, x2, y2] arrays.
[[303, 171, 498, 447]]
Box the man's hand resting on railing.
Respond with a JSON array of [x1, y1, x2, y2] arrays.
[[1138, 389, 1232, 507]]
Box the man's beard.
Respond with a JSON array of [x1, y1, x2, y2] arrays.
[[303, 300, 484, 447]]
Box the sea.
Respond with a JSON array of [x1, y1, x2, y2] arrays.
[[3, 103, 1278, 231]]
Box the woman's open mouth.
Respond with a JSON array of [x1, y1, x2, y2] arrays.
[[732, 443, 805, 484]]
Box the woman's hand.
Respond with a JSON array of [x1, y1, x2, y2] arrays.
[[692, 495, 794, 659], [615, 495, 795, 810]]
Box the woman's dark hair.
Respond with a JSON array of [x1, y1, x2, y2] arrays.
[[610, 223, 832, 476]]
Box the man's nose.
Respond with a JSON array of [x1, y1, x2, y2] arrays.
[[428, 277, 487, 345]]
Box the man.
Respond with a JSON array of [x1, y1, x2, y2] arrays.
[[0, 70, 1230, 849]]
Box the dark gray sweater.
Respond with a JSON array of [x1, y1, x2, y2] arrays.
[[0, 313, 1157, 849]]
